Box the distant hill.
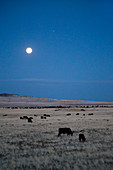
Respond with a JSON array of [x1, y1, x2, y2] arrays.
[[0, 93, 21, 97], [0, 93, 113, 108]]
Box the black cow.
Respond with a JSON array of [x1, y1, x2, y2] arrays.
[[28, 117, 33, 123], [79, 134, 86, 142], [29, 117, 33, 119], [88, 113, 94, 116], [41, 116, 46, 119], [23, 116, 29, 119], [66, 113, 71, 116], [20, 116, 28, 119], [58, 128, 73, 137], [43, 114, 50, 117]]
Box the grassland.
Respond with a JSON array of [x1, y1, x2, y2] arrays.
[[0, 107, 113, 169]]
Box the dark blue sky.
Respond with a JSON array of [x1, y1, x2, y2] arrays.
[[0, 0, 113, 101]]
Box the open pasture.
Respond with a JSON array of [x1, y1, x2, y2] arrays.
[[0, 107, 113, 169]]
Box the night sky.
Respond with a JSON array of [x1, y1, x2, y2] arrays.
[[0, 0, 113, 101]]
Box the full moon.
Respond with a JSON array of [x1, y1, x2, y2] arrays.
[[26, 47, 32, 54]]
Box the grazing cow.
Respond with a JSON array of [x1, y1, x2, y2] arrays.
[[58, 128, 73, 137], [29, 117, 33, 119], [41, 116, 43, 119], [76, 113, 79, 115], [34, 114, 37, 117], [81, 109, 85, 111], [23, 116, 29, 119], [20, 116, 27, 119], [3, 114, 7, 116], [28, 117, 33, 123], [41, 116, 46, 119], [43, 114, 50, 117], [66, 113, 71, 116], [88, 113, 94, 116], [79, 134, 86, 142]]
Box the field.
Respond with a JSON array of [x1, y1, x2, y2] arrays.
[[0, 107, 113, 170]]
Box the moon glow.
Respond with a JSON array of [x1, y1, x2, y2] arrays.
[[26, 47, 32, 54]]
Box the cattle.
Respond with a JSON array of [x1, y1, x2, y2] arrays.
[[76, 113, 79, 115], [20, 116, 33, 123], [58, 128, 73, 137], [41, 116, 46, 119], [81, 109, 85, 111], [3, 114, 7, 116], [20, 116, 28, 119], [79, 134, 86, 142], [23, 116, 29, 119], [41, 116, 43, 119], [29, 117, 33, 119], [66, 113, 71, 116], [28, 117, 33, 123], [43, 114, 50, 117], [88, 113, 94, 116]]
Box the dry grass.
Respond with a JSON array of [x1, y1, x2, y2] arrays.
[[0, 107, 113, 169]]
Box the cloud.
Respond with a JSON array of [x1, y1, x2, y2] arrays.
[[1, 78, 113, 84]]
